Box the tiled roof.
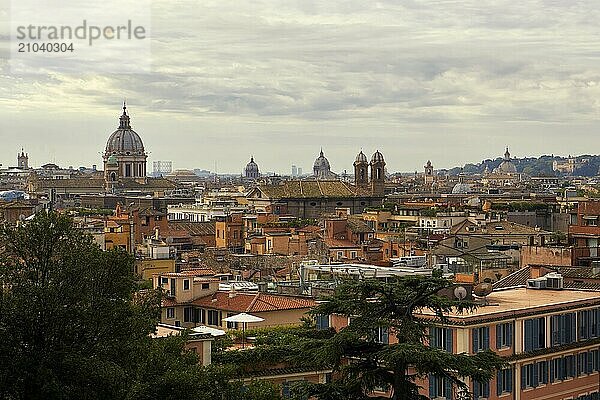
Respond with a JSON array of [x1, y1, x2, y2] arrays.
[[255, 180, 372, 199], [168, 221, 216, 236], [298, 225, 322, 233], [452, 220, 551, 235], [494, 264, 600, 291], [564, 281, 600, 291], [553, 266, 600, 279], [162, 297, 178, 307], [323, 238, 361, 249], [119, 177, 176, 190], [346, 216, 373, 233], [191, 292, 316, 313], [493, 266, 531, 289], [0, 200, 35, 210], [177, 268, 216, 276], [36, 178, 105, 189]]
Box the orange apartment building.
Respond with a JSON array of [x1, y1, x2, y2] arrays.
[[569, 200, 600, 266], [321, 215, 382, 262], [215, 213, 244, 252], [328, 283, 600, 399], [243, 213, 321, 256], [154, 271, 316, 330]]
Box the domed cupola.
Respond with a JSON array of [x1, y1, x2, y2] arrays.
[[355, 150, 368, 164], [245, 156, 260, 179], [493, 146, 517, 174], [313, 148, 334, 179], [102, 102, 148, 186], [105, 103, 145, 156], [371, 150, 385, 164]]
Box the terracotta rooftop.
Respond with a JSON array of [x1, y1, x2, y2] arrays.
[[192, 292, 316, 313], [451, 220, 551, 236], [168, 221, 216, 236], [323, 238, 361, 249], [254, 180, 372, 199]]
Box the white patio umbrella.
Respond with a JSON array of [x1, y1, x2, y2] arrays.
[[222, 313, 264, 348]]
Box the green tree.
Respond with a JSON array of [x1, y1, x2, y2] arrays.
[[0, 211, 279, 400], [297, 276, 504, 400], [213, 276, 504, 400]]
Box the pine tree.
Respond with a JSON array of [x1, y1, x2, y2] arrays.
[[297, 275, 505, 399]]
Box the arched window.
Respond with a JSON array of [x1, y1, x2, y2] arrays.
[[110, 172, 116, 181]]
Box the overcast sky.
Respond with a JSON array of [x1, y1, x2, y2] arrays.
[[1, 0, 600, 174]]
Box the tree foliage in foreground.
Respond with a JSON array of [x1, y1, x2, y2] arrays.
[[0, 212, 281, 400], [216, 276, 505, 400], [306, 276, 505, 400]]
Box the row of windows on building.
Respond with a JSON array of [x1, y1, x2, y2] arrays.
[[431, 308, 600, 355], [170, 213, 208, 222], [164, 307, 242, 329], [523, 309, 600, 352], [430, 352, 600, 400], [428, 323, 513, 354]]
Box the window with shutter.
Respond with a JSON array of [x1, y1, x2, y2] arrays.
[[538, 360, 548, 385], [524, 317, 545, 351], [497, 368, 513, 395], [472, 326, 489, 353], [496, 322, 513, 349]]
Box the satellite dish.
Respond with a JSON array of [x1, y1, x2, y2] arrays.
[[454, 286, 467, 300], [473, 282, 493, 297]]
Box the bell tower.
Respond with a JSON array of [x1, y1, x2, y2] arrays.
[[370, 150, 386, 196], [354, 150, 368, 189], [17, 148, 28, 169], [424, 160, 434, 185]]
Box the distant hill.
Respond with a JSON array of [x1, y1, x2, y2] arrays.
[[442, 155, 600, 177]]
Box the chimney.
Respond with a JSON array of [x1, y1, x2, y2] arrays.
[[228, 285, 237, 298]]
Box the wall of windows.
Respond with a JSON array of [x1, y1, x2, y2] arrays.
[[208, 310, 220, 326], [551, 355, 576, 382]]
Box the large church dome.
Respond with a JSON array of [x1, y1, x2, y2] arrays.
[[313, 148, 336, 179], [245, 157, 260, 178], [493, 147, 517, 174], [313, 149, 331, 171], [102, 103, 148, 185], [104, 104, 145, 156]]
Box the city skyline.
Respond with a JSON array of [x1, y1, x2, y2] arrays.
[[2, 1, 600, 173]]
